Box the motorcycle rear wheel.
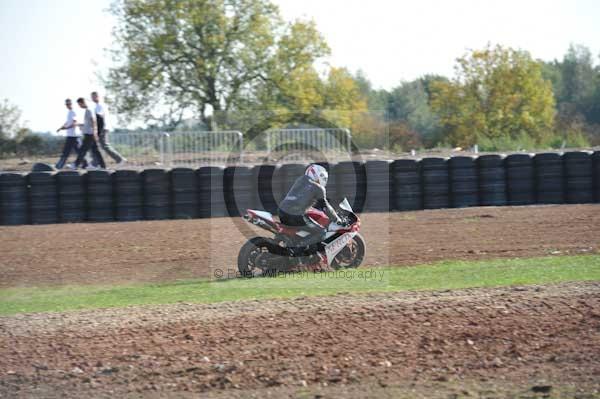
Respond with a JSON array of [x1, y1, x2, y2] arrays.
[[237, 237, 279, 277]]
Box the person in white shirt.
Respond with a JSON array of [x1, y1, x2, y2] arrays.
[[74, 97, 105, 169], [55, 98, 86, 169], [91, 91, 125, 165]]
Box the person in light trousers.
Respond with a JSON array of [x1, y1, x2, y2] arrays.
[[91, 91, 125, 165]]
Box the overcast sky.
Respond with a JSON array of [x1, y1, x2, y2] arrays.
[[1, 0, 599, 131]]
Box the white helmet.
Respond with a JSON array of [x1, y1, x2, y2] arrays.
[[305, 164, 328, 187]]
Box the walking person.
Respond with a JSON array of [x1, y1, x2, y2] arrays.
[[74, 97, 105, 169], [55, 98, 86, 169], [91, 91, 125, 165]]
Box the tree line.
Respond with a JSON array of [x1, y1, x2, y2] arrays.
[[104, 0, 599, 151], [2, 0, 599, 157]]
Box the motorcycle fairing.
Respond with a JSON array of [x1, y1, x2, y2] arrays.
[[251, 210, 274, 221], [339, 198, 353, 213], [325, 232, 357, 266]]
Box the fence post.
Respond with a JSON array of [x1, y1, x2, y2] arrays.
[[236, 131, 244, 164], [161, 132, 172, 167], [266, 130, 272, 162], [343, 128, 352, 152]]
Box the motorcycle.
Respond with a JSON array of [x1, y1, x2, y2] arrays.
[[238, 198, 366, 276]]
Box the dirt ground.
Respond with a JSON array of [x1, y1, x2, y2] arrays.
[[1, 204, 599, 288], [2, 205, 600, 398], [1, 282, 599, 398]]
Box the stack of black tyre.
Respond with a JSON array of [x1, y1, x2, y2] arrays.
[[505, 154, 535, 205], [270, 164, 286, 210], [477, 155, 506, 206], [0, 173, 28, 225], [365, 160, 391, 212], [391, 159, 422, 211], [594, 151, 600, 202], [421, 158, 449, 209], [448, 156, 478, 208], [334, 161, 366, 212], [56, 171, 86, 222], [113, 170, 143, 221], [197, 166, 226, 217], [254, 164, 277, 214], [86, 170, 114, 222], [224, 166, 254, 216], [563, 151, 593, 204], [534, 153, 564, 204], [316, 162, 337, 204], [171, 168, 198, 219], [281, 163, 307, 195], [141, 169, 171, 220], [28, 172, 58, 224]]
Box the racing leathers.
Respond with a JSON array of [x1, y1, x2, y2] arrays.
[[278, 174, 340, 251]]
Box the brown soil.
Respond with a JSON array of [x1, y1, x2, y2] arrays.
[[1, 282, 599, 398], [1, 204, 599, 288]]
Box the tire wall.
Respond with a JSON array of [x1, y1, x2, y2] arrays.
[[506, 154, 535, 205], [86, 170, 114, 222], [391, 159, 422, 211], [364, 160, 391, 212], [1, 150, 598, 225], [477, 155, 507, 206], [421, 157, 450, 210], [594, 151, 600, 202], [448, 156, 478, 208]]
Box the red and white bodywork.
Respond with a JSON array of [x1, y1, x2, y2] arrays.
[[242, 198, 363, 268]]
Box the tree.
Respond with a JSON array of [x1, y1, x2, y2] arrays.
[[387, 78, 442, 146], [352, 70, 389, 111], [0, 99, 39, 157], [321, 68, 368, 129], [559, 44, 596, 110], [541, 44, 600, 145], [430, 45, 556, 147], [106, 0, 329, 129], [0, 99, 26, 139]]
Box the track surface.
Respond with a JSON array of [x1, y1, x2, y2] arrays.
[[1, 204, 599, 288], [2, 205, 600, 397], [1, 282, 600, 398]]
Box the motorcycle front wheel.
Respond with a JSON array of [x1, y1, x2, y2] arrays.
[[331, 233, 366, 270]]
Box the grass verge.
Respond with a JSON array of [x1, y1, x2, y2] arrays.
[[1, 255, 599, 316]]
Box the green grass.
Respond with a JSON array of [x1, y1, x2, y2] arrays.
[[1, 255, 599, 316]]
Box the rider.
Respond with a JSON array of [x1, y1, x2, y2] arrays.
[[278, 164, 341, 253]]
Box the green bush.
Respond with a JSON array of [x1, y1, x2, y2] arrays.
[[477, 131, 590, 152]]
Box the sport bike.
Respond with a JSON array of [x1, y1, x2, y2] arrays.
[[238, 198, 366, 276]]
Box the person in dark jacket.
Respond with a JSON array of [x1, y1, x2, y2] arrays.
[[278, 164, 341, 251]]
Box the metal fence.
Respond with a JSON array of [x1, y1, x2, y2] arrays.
[[112, 129, 351, 167], [111, 132, 170, 168], [167, 131, 244, 166], [0, 129, 352, 170], [265, 128, 352, 162], [111, 131, 244, 168]]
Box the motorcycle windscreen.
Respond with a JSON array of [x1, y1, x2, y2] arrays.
[[339, 198, 353, 213]]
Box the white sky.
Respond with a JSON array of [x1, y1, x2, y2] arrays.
[[0, 0, 599, 131]]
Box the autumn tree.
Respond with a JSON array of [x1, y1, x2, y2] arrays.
[[0, 99, 39, 156], [387, 77, 444, 146], [0, 99, 27, 139], [106, 0, 329, 129], [542, 44, 600, 145], [430, 45, 556, 147]]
